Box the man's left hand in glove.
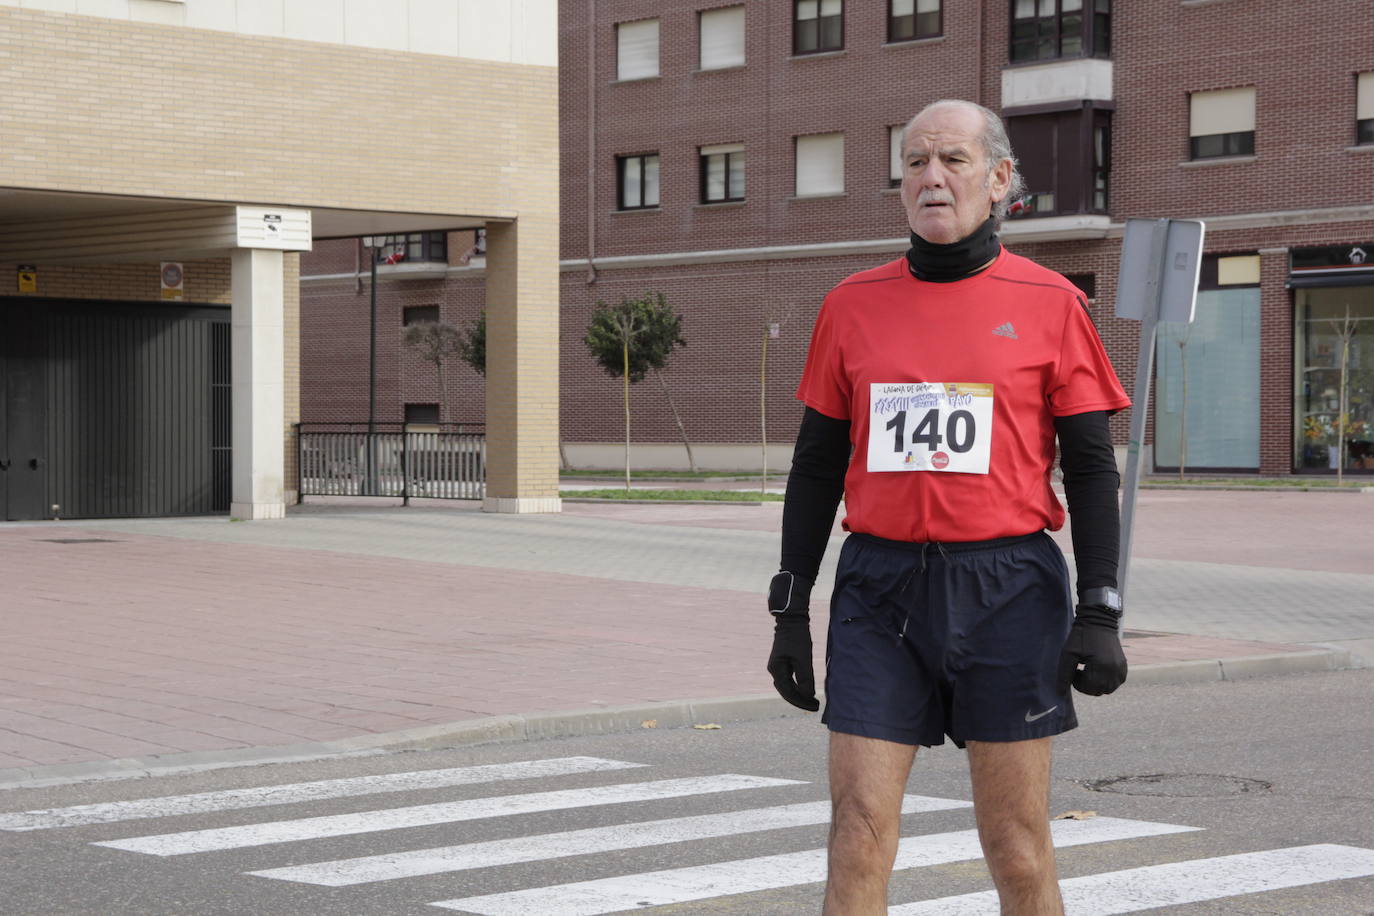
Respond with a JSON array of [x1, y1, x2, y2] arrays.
[[1056, 586, 1127, 697]]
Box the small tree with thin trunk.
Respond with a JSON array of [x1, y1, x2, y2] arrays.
[[584, 292, 689, 487], [456, 311, 486, 378], [402, 320, 463, 423]]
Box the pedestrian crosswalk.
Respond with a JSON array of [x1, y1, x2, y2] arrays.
[[4, 754, 1373, 914]]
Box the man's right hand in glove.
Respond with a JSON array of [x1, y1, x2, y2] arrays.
[[766, 572, 820, 711]]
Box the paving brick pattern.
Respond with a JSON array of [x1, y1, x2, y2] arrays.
[[2, 489, 1368, 770]]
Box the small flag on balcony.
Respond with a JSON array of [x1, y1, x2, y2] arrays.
[[384, 249, 407, 265]]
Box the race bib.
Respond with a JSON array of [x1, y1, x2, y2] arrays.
[[867, 382, 994, 474]]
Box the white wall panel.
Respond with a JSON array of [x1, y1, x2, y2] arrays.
[[129, 0, 183, 25], [76, 0, 131, 17], [234, 0, 283, 36], [458, 0, 512, 63], [410, 0, 459, 57], [7, 0, 555, 64], [183, 0, 233, 31], [1002, 58, 1113, 109], [343, 0, 407, 51], [283, 0, 343, 45]]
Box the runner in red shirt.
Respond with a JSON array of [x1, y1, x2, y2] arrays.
[[767, 99, 1130, 914]]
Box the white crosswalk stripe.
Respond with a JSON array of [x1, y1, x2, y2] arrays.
[[429, 816, 1200, 915], [246, 794, 972, 886], [890, 844, 1374, 915], [49, 756, 1374, 914], [0, 757, 644, 831], [92, 773, 801, 856]]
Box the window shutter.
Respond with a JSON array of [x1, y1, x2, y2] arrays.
[[700, 6, 745, 70], [893, 0, 914, 15], [889, 125, 904, 183], [1189, 87, 1256, 137], [796, 133, 845, 196], [617, 19, 659, 80], [1358, 72, 1374, 121]]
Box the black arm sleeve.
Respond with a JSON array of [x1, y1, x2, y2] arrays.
[[1054, 410, 1121, 598], [779, 407, 851, 582]]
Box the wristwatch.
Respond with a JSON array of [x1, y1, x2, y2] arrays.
[[768, 571, 812, 616], [1080, 586, 1123, 616]]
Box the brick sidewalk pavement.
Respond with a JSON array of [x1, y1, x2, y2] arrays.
[[1, 489, 1367, 781]]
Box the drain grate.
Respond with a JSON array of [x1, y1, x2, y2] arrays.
[[38, 538, 120, 545], [1084, 773, 1272, 798]]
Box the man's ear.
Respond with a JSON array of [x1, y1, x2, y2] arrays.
[[988, 158, 1013, 204]]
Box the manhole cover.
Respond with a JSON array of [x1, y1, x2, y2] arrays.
[[1084, 773, 1271, 798], [38, 538, 120, 545]]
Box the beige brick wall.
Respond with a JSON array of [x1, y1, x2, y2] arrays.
[[0, 7, 558, 220]]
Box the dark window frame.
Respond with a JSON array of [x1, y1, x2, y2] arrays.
[[1356, 118, 1373, 146], [402, 305, 441, 326], [1189, 130, 1255, 161], [373, 232, 447, 265], [700, 146, 746, 203], [616, 152, 661, 211], [1004, 105, 1111, 219], [1009, 0, 1110, 64], [404, 403, 440, 426], [793, 0, 843, 55], [887, 0, 941, 43]]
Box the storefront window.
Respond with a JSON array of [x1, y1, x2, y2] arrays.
[[1155, 287, 1260, 470], [1294, 287, 1374, 472]]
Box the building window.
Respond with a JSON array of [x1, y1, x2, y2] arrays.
[[889, 125, 905, 187], [699, 6, 745, 70], [795, 132, 844, 197], [404, 403, 440, 427], [1010, 0, 1110, 63], [617, 153, 661, 210], [403, 305, 440, 326], [1358, 72, 1374, 145], [1189, 88, 1255, 160], [700, 143, 745, 202], [617, 19, 659, 80], [1004, 107, 1110, 217], [1065, 274, 1096, 300], [888, 0, 940, 42], [794, 0, 842, 55], [473, 227, 486, 255], [373, 232, 447, 265]]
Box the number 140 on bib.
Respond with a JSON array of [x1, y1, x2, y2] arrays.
[[866, 382, 994, 474]]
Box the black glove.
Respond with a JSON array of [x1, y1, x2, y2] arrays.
[[1056, 602, 1127, 697], [767, 572, 820, 711]]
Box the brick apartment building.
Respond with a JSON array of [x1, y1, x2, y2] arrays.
[[300, 0, 1374, 477]]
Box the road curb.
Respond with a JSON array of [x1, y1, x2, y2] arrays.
[[0, 649, 1357, 792]]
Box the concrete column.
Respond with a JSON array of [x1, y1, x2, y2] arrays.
[[230, 248, 286, 519], [483, 217, 561, 513], [1257, 247, 1293, 476]]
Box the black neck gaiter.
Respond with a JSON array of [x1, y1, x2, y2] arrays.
[[906, 217, 1001, 283]]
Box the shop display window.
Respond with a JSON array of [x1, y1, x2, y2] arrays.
[[1295, 289, 1374, 472]]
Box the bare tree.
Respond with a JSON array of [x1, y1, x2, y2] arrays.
[[1328, 306, 1358, 485], [402, 320, 463, 423]]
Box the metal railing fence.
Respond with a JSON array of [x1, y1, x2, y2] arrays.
[[297, 423, 485, 502]]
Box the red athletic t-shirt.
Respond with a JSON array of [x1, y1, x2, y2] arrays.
[[796, 249, 1130, 543]]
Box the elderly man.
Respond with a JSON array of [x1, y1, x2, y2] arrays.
[[767, 99, 1130, 914]]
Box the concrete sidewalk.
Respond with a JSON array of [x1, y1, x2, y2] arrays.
[[2, 489, 1369, 788]]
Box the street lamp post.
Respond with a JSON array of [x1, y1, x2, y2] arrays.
[[360, 236, 383, 495]]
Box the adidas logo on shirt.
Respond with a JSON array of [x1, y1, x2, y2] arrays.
[[993, 322, 1018, 339]]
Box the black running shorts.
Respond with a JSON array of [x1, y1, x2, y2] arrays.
[[822, 530, 1077, 748]]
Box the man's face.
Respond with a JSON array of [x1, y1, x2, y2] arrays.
[[899, 105, 1011, 245]]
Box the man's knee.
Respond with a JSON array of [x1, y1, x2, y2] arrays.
[[830, 794, 898, 854], [979, 821, 1052, 884]]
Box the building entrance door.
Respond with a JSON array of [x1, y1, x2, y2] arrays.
[[0, 303, 48, 520]]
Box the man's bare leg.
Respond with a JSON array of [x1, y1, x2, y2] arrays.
[[823, 731, 918, 915], [966, 736, 1063, 915]]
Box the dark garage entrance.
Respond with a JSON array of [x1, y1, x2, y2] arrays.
[[0, 298, 230, 520]]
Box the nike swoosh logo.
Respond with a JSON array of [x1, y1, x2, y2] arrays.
[[1025, 706, 1058, 722]]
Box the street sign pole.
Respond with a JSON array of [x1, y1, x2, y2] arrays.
[[1115, 218, 1205, 600]]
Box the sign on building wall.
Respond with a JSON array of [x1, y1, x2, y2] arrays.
[[161, 262, 184, 301], [17, 265, 36, 293]]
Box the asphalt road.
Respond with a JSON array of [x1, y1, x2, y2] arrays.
[[2, 669, 1372, 915]]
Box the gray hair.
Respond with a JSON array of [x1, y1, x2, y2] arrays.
[[903, 99, 1027, 225]]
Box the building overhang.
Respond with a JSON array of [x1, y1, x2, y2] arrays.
[[0, 188, 492, 266]]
